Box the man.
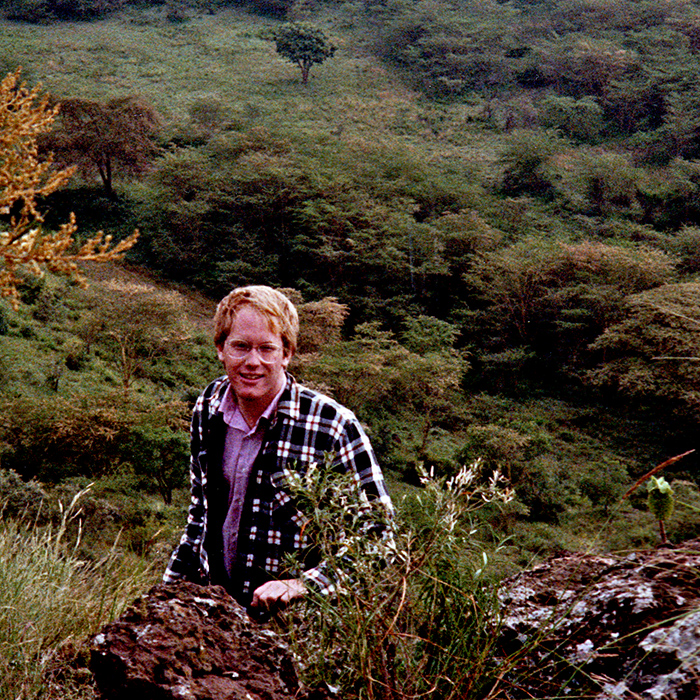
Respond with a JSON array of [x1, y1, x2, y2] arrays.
[[164, 285, 393, 614]]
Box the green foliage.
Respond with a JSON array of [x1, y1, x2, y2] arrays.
[[662, 226, 700, 274], [296, 318, 468, 475], [0, 469, 47, 521], [282, 457, 512, 699], [456, 423, 573, 522], [648, 475, 674, 521], [539, 95, 603, 141], [530, 34, 638, 99], [370, 0, 523, 98], [587, 282, 700, 422], [553, 149, 641, 216], [466, 238, 677, 375], [2, 0, 123, 22], [270, 22, 336, 84], [138, 127, 471, 308], [120, 422, 189, 504], [578, 457, 628, 512], [87, 280, 191, 389], [647, 475, 674, 544], [634, 159, 700, 230], [401, 314, 459, 354], [0, 393, 190, 497], [499, 129, 567, 197], [667, 479, 700, 541]]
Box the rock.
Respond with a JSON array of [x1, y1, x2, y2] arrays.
[[90, 581, 322, 700], [496, 539, 700, 699], [90, 547, 700, 699]]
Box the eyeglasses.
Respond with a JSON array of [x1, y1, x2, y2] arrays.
[[223, 340, 283, 362]]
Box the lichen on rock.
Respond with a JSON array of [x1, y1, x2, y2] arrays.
[[495, 540, 700, 698]]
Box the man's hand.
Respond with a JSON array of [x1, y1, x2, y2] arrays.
[[251, 578, 306, 611]]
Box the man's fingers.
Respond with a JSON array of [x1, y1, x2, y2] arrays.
[[251, 579, 306, 609]]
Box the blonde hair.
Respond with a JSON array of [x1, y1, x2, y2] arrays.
[[213, 286, 299, 355]]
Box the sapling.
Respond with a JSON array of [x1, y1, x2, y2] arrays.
[[647, 475, 674, 545]]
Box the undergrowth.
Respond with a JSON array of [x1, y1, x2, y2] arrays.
[[0, 486, 158, 700], [280, 458, 514, 699]]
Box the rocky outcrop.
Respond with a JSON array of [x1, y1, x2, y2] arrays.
[[496, 540, 700, 699], [89, 581, 324, 700], [89, 545, 700, 700]]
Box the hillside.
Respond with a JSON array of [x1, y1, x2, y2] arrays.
[[2, 0, 700, 697]]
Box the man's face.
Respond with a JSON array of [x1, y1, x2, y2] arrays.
[[217, 305, 290, 416]]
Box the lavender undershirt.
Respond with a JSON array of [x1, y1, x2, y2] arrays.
[[219, 383, 284, 578]]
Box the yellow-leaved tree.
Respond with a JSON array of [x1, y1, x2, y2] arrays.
[[0, 69, 138, 308]]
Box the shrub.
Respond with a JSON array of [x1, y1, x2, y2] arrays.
[[63, 337, 89, 371], [295, 320, 467, 474], [578, 457, 629, 512], [32, 287, 62, 324], [282, 458, 513, 699], [663, 225, 700, 273], [0, 469, 48, 522], [0, 395, 190, 494], [499, 128, 567, 197], [586, 281, 700, 424], [539, 95, 604, 141], [119, 422, 189, 504], [3, 0, 124, 23], [553, 149, 641, 215], [465, 238, 676, 373], [373, 0, 522, 98]]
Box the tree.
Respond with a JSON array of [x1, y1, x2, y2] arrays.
[[91, 280, 191, 390], [539, 95, 603, 142], [0, 70, 138, 309], [43, 95, 162, 198], [0, 392, 189, 490], [499, 129, 567, 197], [295, 317, 468, 474], [586, 282, 700, 420], [466, 239, 676, 357], [271, 23, 336, 84]]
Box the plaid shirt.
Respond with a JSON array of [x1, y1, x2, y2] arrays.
[[163, 373, 393, 606]]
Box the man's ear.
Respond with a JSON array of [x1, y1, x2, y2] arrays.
[[281, 349, 292, 370], [216, 345, 225, 362]]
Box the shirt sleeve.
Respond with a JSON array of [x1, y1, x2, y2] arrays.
[[163, 399, 207, 584]]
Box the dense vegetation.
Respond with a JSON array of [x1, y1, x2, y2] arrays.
[[2, 0, 700, 697]]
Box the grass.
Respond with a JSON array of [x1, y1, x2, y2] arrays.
[[0, 6, 503, 186], [0, 9, 388, 114], [0, 486, 159, 700]]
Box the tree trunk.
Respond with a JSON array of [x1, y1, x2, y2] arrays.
[[300, 59, 310, 84], [97, 153, 116, 199]]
